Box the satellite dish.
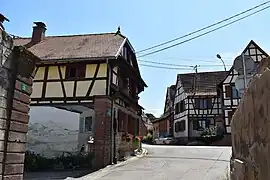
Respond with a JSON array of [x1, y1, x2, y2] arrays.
[[233, 55, 255, 74], [235, 75, 252, 94]]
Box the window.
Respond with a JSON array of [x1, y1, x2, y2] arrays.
[[232, 86, 240, 99], [123, 47, 128, 60], [225, 84, 240, 99], [84, 116, 92, 132], [175, 120, 186, 132], [175, 100, 185, 114], [118, 110, 124, 132], [193, 118, 210, 131], [175, 103, 179, 114], [65, 64, 86, 79], [180, 100, 185, 113], [195, 98, 212, 109]]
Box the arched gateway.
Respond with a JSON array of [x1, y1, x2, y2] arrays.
[[0, 20, 147, 179]]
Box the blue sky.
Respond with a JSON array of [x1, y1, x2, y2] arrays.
[[1, 0, 270, 117]]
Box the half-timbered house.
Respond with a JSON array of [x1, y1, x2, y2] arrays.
[[14, 22, 147, 168], [153, 85, 176, 138], [218, 40, 268, 134], [173, 71, 228, 143]]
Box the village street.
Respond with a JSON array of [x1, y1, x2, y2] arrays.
[[79, 144, 231, 180]]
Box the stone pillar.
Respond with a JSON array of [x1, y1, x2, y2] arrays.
[[93, 96, 112, 169], [0, 29, 38, 180]]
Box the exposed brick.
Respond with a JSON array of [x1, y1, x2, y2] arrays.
[[0, 88, 8, 98], [5, 153, 25, 164], [93, 96, 112, 168], [3, 174, 23, 180], [0, 96, 7, 109], [12, 99, 29, 114], [0, 129, 5, 140], [15, 80, 32, 95], [9, 121, 28, 133], [10, 110, 29, 124], [0, 108, 7, 119], [13, 90, 30, 104], [0, 140, 5, 151], [0, 152, 4, 162], [4, 164, 24, 175], [17, 75, 33, 86], [7, 142, 25, 153], [8, 131, 26, 143]]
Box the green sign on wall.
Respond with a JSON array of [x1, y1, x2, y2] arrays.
[[21, 83, 27, 91]]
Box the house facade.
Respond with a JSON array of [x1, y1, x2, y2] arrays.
[[218, 40, 268, 134], [153, 85, 176, 138], [14, 22, 147, 168], [173, 71, 227, 143]]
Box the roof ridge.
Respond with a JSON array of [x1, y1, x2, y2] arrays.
[[14, 32, 126, 39], [178, 70, 227, 76]]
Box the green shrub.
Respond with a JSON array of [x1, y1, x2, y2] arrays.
[[146, 133, 153, 141], [24, 151, 94, 172]]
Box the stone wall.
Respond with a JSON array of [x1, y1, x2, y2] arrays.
[[231, 68, 270, 180]]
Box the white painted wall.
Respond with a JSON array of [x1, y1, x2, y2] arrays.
[[27, 106, 80, 158], [173, 79, 188, 138]]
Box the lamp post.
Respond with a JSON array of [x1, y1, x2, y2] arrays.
[[216, 54, 227, 71]]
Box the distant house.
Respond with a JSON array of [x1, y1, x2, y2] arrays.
[[218, 40, 268, 134], [173, 71, 228, 143], [152, 85, 175, 138], [140, 112, 153, 136]]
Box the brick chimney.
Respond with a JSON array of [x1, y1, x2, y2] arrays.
[[31, 22, 46, 43]]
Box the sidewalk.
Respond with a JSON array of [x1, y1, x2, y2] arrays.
[[65, 148, 148, 180]]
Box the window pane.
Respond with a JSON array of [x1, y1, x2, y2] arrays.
[[232, 86, 239, 98], [69, 67, 77, 78], [225, 86, 232, 97], [85, 117, 92, 132]]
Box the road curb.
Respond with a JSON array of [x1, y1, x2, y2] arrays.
[[65, 148, 148, 180]]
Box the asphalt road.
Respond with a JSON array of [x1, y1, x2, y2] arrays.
[[79, 144, 231, 180]]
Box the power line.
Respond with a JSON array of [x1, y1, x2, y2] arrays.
[[136, 1, 270, 54], [140, 56, 233, 63], [138, 59, 232, 67], [138, 5, 270, 58], [139, 63, 193, 70]]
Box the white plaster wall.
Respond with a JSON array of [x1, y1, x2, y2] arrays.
[[173, 79, 188, 138], [27, 106, 80, 158]]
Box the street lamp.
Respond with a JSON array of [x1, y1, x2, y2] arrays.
[[216, 54, 227, 71]]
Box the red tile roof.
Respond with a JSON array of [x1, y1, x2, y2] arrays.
[[13, 33, 125, 60]]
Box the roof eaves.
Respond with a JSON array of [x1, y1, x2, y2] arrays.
[[39, 56, 117, 64], [115, 38, 127, 58]]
